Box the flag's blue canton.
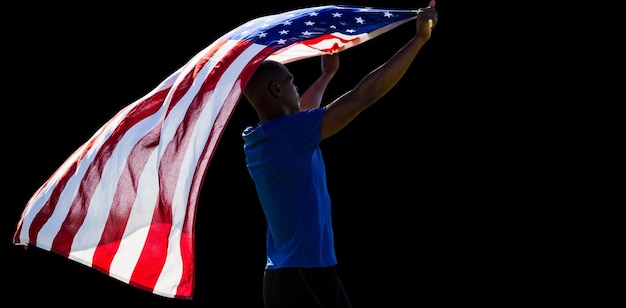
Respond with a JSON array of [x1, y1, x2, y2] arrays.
[[227, 5, 416, 48]]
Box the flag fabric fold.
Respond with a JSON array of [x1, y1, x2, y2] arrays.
[[13, 5, 418, 299]]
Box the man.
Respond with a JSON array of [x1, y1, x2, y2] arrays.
[[241, 1, 438, 307]]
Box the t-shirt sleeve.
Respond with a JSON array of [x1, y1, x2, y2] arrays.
[[275, 108, 325, 150]]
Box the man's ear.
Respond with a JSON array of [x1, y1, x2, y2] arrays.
[[268, 81, 281, 98]]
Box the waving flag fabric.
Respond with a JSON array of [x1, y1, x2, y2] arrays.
[[13, 4, 419, 299]]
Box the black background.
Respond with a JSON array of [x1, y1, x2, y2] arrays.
[[3, 1, 569, 306]]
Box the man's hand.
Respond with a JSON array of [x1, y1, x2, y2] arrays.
[[416, 0, 437, 41], [321, 54, 339, 77]]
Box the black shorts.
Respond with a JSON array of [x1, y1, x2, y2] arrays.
[[263, 266, 352, 308]]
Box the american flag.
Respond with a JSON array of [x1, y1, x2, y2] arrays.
[[13, 4, 419, 299]]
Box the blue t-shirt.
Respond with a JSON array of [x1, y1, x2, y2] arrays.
[[242, 108, 337, 269]]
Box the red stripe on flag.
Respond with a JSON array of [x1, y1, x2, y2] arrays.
[[126, 39, 238, 293], [91, 89, 170, 274], [49, 89, 169, 258]]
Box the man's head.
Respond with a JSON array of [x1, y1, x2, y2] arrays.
[[243, 60, 300, 122]]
